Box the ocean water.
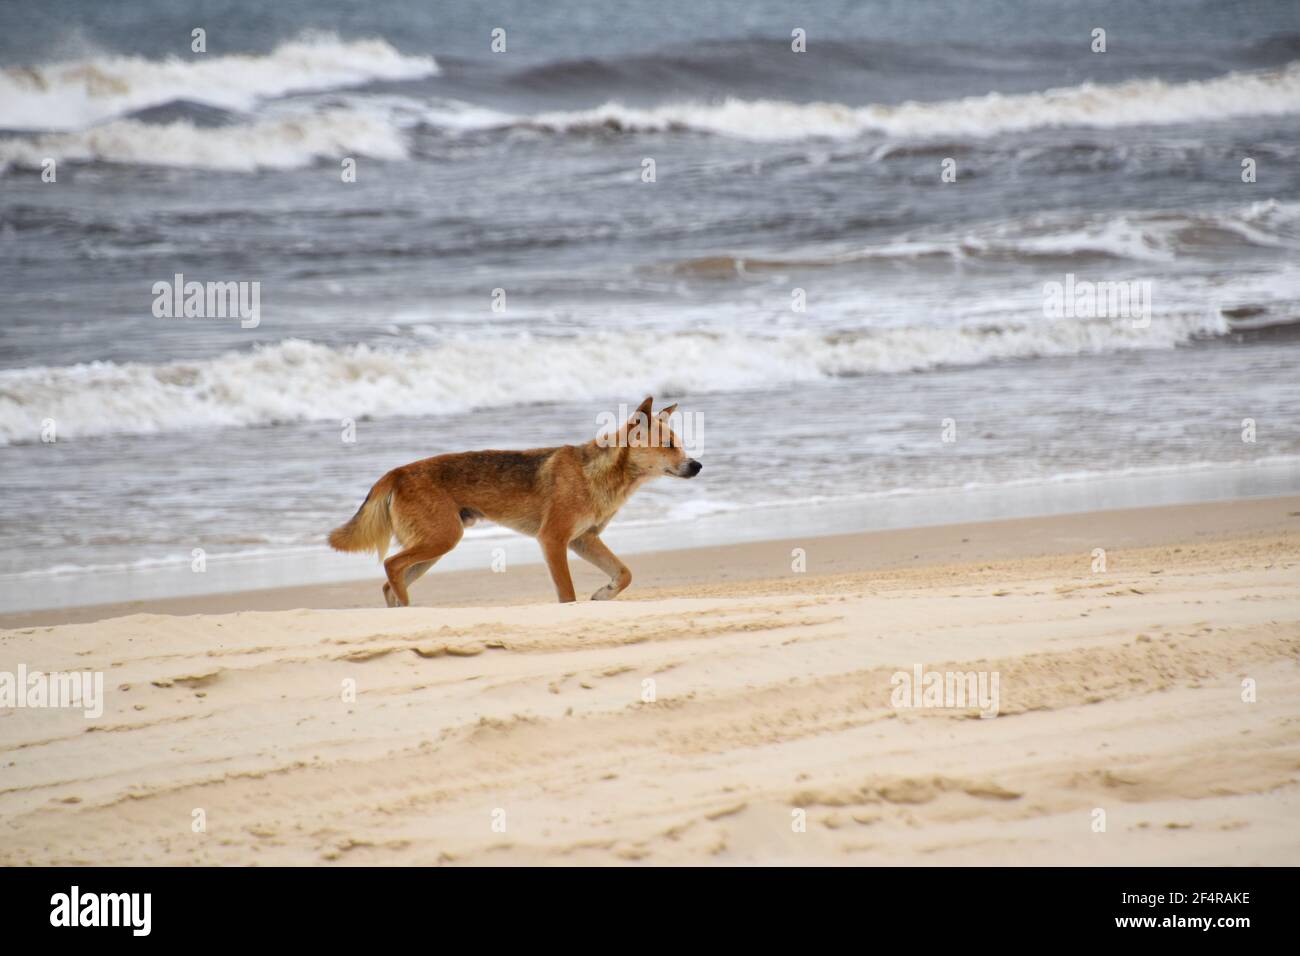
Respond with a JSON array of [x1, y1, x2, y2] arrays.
[[1, 0, 1298, 610]]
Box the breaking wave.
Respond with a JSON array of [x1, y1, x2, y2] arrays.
[[0, 316, 1230, 444], [0, 108, 410, 171], [668, 202, 1300, 272], [520, 62, 1300, 140], [0, 32, 438, 131], [5, 61, 1297, 170]]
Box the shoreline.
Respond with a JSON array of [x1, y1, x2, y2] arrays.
[[7, 456, 1299, 620], [4, 493, 1297, 628]]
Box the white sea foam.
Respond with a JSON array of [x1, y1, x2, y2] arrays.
[[0, 32, 438, 131], [673, 202, 1300, 274], [5, 62, 1296, 170], [0, 314, 1229, 444], [523, 63, 1300, 140], [0, 108, 410, 171]]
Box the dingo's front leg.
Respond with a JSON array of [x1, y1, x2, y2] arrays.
[[570, 530, 632, 600], [539, 528, 578, 603]]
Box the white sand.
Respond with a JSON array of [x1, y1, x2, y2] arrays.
[[1, 499, 1297, 865]]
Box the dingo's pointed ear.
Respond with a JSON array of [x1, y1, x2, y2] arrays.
[[626, 396, 654, 430], [620, 396, 654, 448], [657, 403, 678, 420]]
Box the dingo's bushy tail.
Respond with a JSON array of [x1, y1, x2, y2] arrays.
[[328, 473, 395, 559]]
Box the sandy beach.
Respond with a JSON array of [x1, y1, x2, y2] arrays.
[[1, 495, 1296, 865]]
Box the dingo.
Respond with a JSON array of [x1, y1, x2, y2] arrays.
[[328, 397, 702, 606]]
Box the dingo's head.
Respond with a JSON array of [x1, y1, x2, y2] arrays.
[[614, 396, 702, 479]]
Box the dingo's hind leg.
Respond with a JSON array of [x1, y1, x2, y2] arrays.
[[381, 560, 435, 607], [382, 494, 464, 607]]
